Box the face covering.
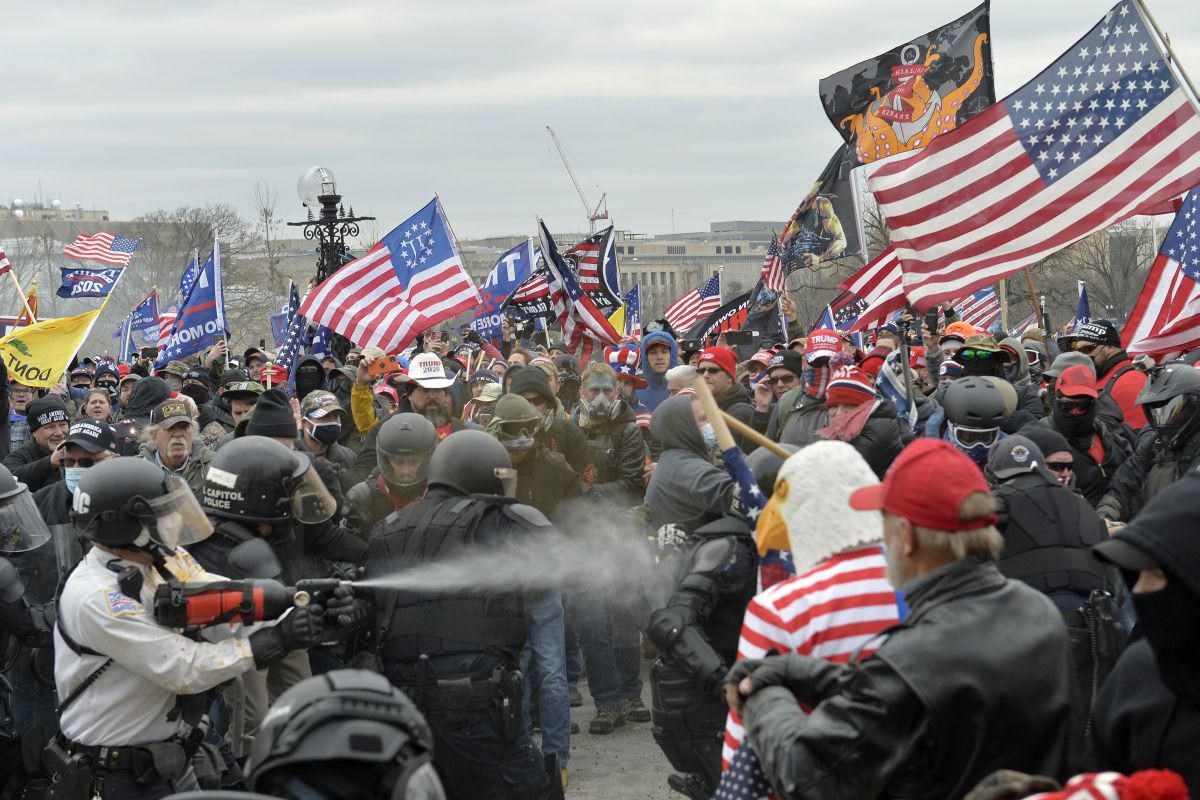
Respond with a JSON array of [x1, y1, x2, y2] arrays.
[[961, 357, 1000, 378], [307, 421, 342, 445], [182, 384, 211, 406], [64, 466, 87, 493], [1052, 397, 1096, 442], [946, 423, 993, 466], [700, 423, 719, 451], [1132, 579, 1200, 704], [803, 365, 830, 400], [164, 378, 183, 392]]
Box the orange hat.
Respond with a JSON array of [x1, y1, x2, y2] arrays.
[[944, 321, 976, 339]]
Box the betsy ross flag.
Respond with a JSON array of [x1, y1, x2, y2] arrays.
[[1123, 190, 1200, 356], [539, 218, 621, 362], [843, 248, 907, 332], [301, 198, 480, 354], [954, 286, 1002, 329], [0, 248, 11, 276], [63, 232, 141, 267], [869, 1, 1200, 310], [760, 237, 785, 293], [663, 274, 722, 333]]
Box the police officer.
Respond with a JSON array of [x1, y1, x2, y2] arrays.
[[245, 669, 444, 800], [645, 445, 795, 800], [49, 458, 335, 799], [344, 413, 437, 538], [367, 429, 556, 800], [986, 435, 1122, 736]]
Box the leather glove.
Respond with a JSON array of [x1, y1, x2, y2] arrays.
[[324, 585, 368, 630], [250, 604, 326, 668], [724, 658, 763, 688]]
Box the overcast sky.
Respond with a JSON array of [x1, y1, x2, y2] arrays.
[[8, 0, 1199, 241]]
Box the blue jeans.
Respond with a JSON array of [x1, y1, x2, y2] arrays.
[[568, 594, 627, 711], [521, 589, 570, 766]]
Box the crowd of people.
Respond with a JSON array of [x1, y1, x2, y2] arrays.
[[0, 302, 1198, 800]]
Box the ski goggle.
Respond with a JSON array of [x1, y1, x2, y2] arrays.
[[1056, 396, 1095, 417], [949, 424, 999, 449], [956, 349, 995, 362], [1024, 348, 1042, 366]]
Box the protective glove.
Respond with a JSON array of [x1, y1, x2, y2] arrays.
[[250, 603, 326, 668], [324, 585, 368, 630]]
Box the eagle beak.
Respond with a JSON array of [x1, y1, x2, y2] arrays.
[[755, 494, 789, 556]]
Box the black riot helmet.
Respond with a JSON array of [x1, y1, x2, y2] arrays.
[[1138, 362, 1200, 449], [376, 413, 438, 500], [247, 669, 444, 800], [71, 459, 213, 552], [202, 437, 336, 526], [427, 430, 517, 497], [745, 444, 800, 498], [942, 377, 1007, 429]]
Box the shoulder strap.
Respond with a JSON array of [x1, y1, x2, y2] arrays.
[[1102, 365, 1134, 396], [54, 565, 115, 716]]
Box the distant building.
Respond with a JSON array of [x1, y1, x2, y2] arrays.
[[0, 198, 109, 222]]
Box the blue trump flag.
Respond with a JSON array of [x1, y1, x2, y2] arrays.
[[470, 238, 537, 341], [117, 316, 135, 363], [1071, 280, 1091, 329], [129, 291, 160, 332], [310, 325, 332, 359], [57, 267, 124, 299], [157, 240, 229, 366]]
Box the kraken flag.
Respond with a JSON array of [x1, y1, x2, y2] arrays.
[[819, 2, 994, 165]]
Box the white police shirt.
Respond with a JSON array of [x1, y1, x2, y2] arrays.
[[54, 546, 258, 746]]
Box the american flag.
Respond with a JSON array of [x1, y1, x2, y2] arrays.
[[180, 251, 199, 299], [954, 286, 1002, 330], [844, 248, 907, 332], [300, 198, 480, 353], [713, 742, 775, 800], [0, 248, 11, 277], [157, 304, 179, 349], [624, 284, 641, 336], [509, 273, 550, 303], [868, 1, 1200, 310], [1008, 309, 1039, 337], [1123, 190, 1200, 356], [539, 218, 621, 363], [663, 274, 722, 333], [63, 232, 141, 267], [567, 227, 621, 309], [760, 237, 785, 293], [274, 281, 306, 370]]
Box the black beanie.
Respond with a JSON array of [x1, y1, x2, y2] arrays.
[[243, 389, 297, 439], [1019, 424, 1072, 458], [26, 395, 70, 432]]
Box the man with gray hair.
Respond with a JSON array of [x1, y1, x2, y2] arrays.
[[137, 397, 211, 496], [665, 364, 698, 397], [726, 438, 1076, 799]]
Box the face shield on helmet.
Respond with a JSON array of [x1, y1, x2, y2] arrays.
[[0, 489, 53, 556], [142, 476, 214, 550], [494, 467, 518, 498], [381, 453, 432, 499], [286, 464, 337, 525], [1145, 393, 1195, 431]]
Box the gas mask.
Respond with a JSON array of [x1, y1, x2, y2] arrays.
[[580, 379, 618, 423]]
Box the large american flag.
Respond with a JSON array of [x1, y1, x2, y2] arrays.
[[868, 1, 1200, 310], [843, 248, 907, 332], [663, 274, 721, 332], [300, 198, 480, 353], [760, 237, 785, 293], [0, 248, 10, 277], [1123, 190, 1200, 356], [567, 227, 621, 309], [63, 232, 141, 267], [954, 286, 1002, 330], [539, 218, 620, 362]]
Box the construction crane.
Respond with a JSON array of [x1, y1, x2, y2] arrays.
[[546, 126, 609, 234]]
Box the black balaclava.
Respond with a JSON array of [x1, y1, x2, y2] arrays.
[[1052, 394, 1097, 444], [962, 354, 1005, 378], [1132, 576, 1200, 704]]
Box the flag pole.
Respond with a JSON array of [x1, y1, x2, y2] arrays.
[[997, 278, 1010, 334], [1021, 269, 1045, 329], [10, 272, 37, 325], [1135, 0, 1200, 108]]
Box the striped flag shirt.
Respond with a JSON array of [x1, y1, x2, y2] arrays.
[[1123, 189, 1200, 356], [301, 198, 480, 354], [760, 238, 785, 294], [954, 286, 1002, 330], [63, 232, 141, 267], [663, 274, 721, 333], [844, 248, 907, 333], [0, 248, 11, 277], [868, 1, 1200, 310], [722, 545, 903, 769]]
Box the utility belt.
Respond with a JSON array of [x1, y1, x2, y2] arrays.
[[398, 657, 524, 741], [40, 721, 208, 799]]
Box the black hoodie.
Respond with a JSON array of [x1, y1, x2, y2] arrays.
[[293, 355, 326, 403], [123, 376, 172, 426], [644, 396, 734, 532], [507, 368, 590, 475]]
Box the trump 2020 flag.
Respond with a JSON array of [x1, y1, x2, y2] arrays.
[[129, 290, 159, 332], [57, 267, 124, 299], [1123, 190, 1200, 356], [1071, 280, 1092, 329], [869, 1, 1200, 310], [471, 238, 537, 342], [301, 198, 480, 353], [157, 241, 229, 366]]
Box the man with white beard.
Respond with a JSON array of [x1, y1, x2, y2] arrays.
[[725, 439, 1079, 800]]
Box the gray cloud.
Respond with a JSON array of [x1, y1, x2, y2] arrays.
[[6, 0, 1198, 239]]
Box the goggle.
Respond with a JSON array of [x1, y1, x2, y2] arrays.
[[1146, 394, 1190, 429], [956, 349, 995, 362], [1044, 459, 1074, 473], [1024, 349, 1042, 366], [949, 424, 999, 449], [1056, 397, 1094, 417]]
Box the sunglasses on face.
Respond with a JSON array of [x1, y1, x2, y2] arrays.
[[767, 373, 798, 386], [956, 349, 994, 362], [1071, 341, 1098, 355], [696, 367, 725, 376], [63, 456, 105, 468], [1044, 459, 1074, 473], [1057, 397, 1095, 417]]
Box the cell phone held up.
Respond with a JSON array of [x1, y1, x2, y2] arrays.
[[368, 355, 401, 378]]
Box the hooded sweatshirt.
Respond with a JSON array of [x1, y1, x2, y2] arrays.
[[637, 331, 680, 412], [645, 396, 734, 532], [998, 337, 1047, 419], [293, 355, 327, 402], [122, 376, 173, 426], [507, 367, 590, 475]]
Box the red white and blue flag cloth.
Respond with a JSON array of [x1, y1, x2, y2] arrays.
[[301, 198, 480, 354], [1069, 279, 1093, 330], [157, 303, 179, 349], [0, 249, 11, 277], [56, 267, 124, 299], [663, 274, 722, 333], [63, 232, 141, 267], [844, 248, 906, 333], [955, 285, 1002, 330], [567, 226, 622, 311], [759, 237, 785, 294], [1123, 189, 1200, 356], [156, 241, 229, 366], [274, 281, 307, 370], [869, 1, 1200, 310], [538, 218, 621, 363]]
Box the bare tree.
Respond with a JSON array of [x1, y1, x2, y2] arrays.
[[250, 180, 283, 285]]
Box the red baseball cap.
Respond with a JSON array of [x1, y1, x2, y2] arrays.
[[697, 346, 737, 379], [849, 439, 998, 532], [804, 329, 841, 363], [1055, 365, 1099, 398]]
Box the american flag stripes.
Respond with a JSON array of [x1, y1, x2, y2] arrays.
[[539, 218, 621, 362], [868, 2, 1200, 310], [63, 232, 141, 267], [157, 304, 179, 349], [954, 286, 1002, 330], [274, 281, 307, 370], [509, 273, 550, 304], [1123, 190, 1200, 356], [663, 274, 722, 333], [843, 248, 907, 332], [0, 248, 11, 277], [300, 198, 480, 354], [566, 227, 621, 309], [760, 237, 785, 293]]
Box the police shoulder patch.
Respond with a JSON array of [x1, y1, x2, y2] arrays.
[[503, 503, 552, 530], [105, 590, 142, 618]]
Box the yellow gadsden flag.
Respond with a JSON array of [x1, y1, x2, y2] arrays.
[[0, 307, 106, 388]]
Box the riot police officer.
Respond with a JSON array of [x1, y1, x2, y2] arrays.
[[343, 413, 437, 538], [245, 669, 444, 800], [645, 445, 795, 800], [367, 429, 556, 800], [49, 459, 334, 799]]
